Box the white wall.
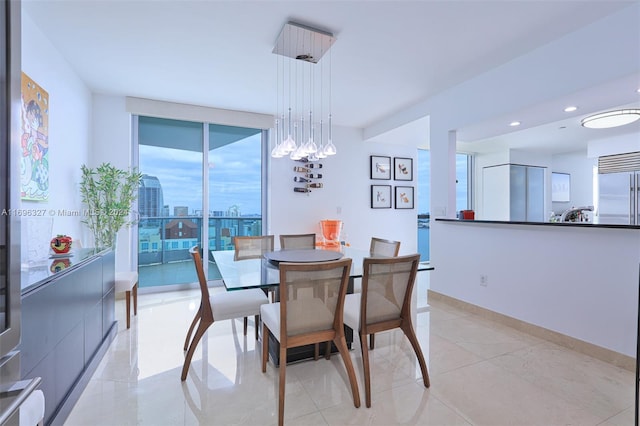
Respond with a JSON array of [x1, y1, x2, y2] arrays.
[[91, 95, 132, 271], [431, 220, 640, 357], [21, 10, 92, 258], [588, 133, 640, 159], [269, 125, 418, 253]]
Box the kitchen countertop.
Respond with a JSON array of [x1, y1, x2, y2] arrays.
[[435, 218, 640, 230]]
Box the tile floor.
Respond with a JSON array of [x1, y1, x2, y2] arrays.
[[64, 283, 635, 426]]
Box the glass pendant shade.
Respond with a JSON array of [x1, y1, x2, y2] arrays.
[[271, 119, 283, 158], [283, 134, 296, 153], [271, 145, 283, 158], [323, 114, 336, 156], [324, 138, 337, 156], [308, 139, 318, 154]]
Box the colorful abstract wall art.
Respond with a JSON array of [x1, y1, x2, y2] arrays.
[[21, 72, 49, 201]]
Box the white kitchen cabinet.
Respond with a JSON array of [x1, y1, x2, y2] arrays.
[[482, 164, 546, 221]]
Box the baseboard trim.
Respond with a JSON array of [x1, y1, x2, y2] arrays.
[[427, 290, 635, 372]]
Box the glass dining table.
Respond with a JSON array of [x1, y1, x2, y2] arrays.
[[211, 246, 434, 364], [212, 246, 434, 291]]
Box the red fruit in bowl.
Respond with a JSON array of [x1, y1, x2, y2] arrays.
[[50, 235, 72, 254]]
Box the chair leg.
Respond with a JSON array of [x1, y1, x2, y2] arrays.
[[262, 322, 269, 372], [244, 317, 248, 336], [401, 321, 430, 388], [369, 333, 375, 350], [314, 343, 319, 360], [278, 346, 287, 426], [334, 334, 361, 408], [125, 290, 131, 329], [255, 315, 260, 340], [324, 340, 331, 360], [360, 332, 372, 407], [181, 319, 212, 381], [183, 309, 202, 351], [133, 282, 138, 316]]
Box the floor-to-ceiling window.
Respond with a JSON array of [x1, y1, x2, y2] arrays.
[[417, 150, 472, 261], [136, 116, 263, 289], [207, 124, 263, 265]]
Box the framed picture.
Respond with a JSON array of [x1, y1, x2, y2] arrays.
[[21, 72, 50, 201], [551, 172, 570, 202], [371, 185, 392, 208], [370, 155, 391, 180], [395, 186, 414, 209], [394, 157, 413, 181]]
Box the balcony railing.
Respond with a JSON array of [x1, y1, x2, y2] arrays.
[[138, 215, 262, 265], [137, 215, 262, 288], [136, 215, 429, 288]]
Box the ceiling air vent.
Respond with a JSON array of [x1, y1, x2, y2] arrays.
[[598, 151, 640, 174]]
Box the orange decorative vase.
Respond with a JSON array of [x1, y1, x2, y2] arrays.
[[317, 220, 343, 250]]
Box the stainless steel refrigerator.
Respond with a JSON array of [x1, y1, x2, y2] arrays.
[[598, 170, 640, 225]]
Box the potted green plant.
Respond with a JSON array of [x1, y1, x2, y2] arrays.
[[80, 163, 142, 250]]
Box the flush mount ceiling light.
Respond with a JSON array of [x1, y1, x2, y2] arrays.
[[564, 106, 578, 112], [581, 109, 640, 129], [509, 121, 521, 127], [271, 22, 337, 160]]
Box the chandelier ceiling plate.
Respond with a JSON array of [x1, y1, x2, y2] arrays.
[[272, 22, 335, 64]]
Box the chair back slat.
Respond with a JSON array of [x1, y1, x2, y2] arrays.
[[278, 259, 352, 340], [279, 233, 316, 250], [361, 254, 420, 326], [369, 237, 401, 257], [234, 235, 274, 260], [189, 246, 213, 321]]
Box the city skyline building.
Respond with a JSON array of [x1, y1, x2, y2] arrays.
[[138, 174, 164, 217]]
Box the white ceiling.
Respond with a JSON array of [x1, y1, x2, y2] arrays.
[[23, 0, 640, 153]]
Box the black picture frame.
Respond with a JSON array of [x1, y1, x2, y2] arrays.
[[371, 185, 392, 208], [370, 155, 391, 180], [394, 157, 413, 181], [395, 186, 414, 209]]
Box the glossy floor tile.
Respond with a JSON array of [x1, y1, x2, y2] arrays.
[[64, 284, 635, 426]]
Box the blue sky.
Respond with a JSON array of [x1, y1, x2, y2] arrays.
[[139, 134, 262, 216]]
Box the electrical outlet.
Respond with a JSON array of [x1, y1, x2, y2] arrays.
[[480, 275, 488, 287]]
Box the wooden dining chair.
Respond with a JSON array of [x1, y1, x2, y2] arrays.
[[234, 235, 276, 302], [369, 237, 401, 257], [279, 233, 316, 250], [234, 235, 274, 260], [260, 258, 360, 426], [342, 253, 429, 407], [367, 237, 401, 349], [181, 246, 269, 381]]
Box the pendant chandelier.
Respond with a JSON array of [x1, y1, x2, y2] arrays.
[[271, 22, 337, 160]]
